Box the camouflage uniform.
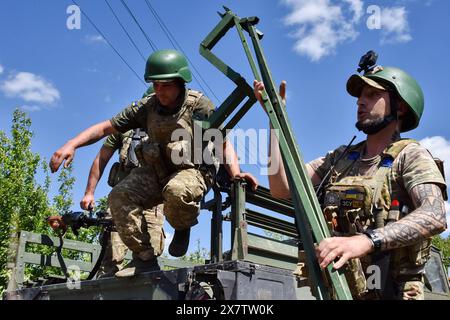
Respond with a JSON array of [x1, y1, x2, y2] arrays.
[[308, 139, 446, 300], [108, 89, 215, 258], [97, 130, 165, 277]]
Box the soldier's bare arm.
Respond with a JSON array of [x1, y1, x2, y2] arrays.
[[50, 120, 118, 173], [373, 183, 447, 250], [80, 145, 115, 210], [254, 80, 320, 198]]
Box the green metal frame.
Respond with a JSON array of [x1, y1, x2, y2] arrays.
[[11, 231, 100, 289], [9, 231, 197, 289], [198, 7, 351, 300], [202, 181, 300, 269]]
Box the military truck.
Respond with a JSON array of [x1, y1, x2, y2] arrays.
[[3, 179, 449, 300], [3, 7, 449, 301]]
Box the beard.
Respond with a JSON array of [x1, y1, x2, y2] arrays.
[[355, 116, 392, 135]]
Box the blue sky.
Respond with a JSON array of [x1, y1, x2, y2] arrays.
[[1, 0, 449, 255]]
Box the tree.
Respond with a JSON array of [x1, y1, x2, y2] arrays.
[[0, 109, 100, 293], [432, 235, 450, 269], [179, 239, 209, 264], [95, 196, 109, 213], [0, 109, 52, 292]]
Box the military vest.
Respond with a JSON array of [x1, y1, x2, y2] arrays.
[[322, 139, 432, 298], [135, 89, 204, 181]]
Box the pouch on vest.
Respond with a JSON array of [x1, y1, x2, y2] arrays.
[[323, 178, 381, 234], [135, 142, 159, 166], [108, 162, 120, 188], [135, 141, 169, 182]]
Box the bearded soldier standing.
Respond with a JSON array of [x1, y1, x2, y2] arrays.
[[254, 53, 447, 299]]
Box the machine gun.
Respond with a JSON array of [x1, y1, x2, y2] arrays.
[[47, 211, 113, 236], [46, 211, 114, 280]]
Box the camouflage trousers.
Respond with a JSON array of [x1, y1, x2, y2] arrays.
[[96, 205, 164, 276], [108, 166, 211, 255]]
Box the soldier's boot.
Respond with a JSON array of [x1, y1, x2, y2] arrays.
[[96, 266, 120, 279], [114, 250, 160, 278], [168, 228, 190, 257]]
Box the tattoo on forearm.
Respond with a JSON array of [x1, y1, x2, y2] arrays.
[[374, 184, 447, 250]]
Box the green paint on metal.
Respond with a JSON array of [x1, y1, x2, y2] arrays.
[[231, 180, 248, 261], [210, 189, 224, 263], [245, 209, 298, 238], [198, 7, 352, 300]]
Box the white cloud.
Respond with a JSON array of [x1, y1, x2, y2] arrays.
[[0, 64, 4, 75], [84, 34, 107, 45], [1, 72, 60, 104], [281, 1, 414, 60], [420, 136, 450, 180], [345, 0, 364, 22], [380, 7, 412, 44], [420, 136, 450, 238], [20, 105, 42, 112], [281, 0, 363, 61]]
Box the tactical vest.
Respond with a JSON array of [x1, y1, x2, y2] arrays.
[[322, 139, 432, 299], [135, 89, 204, 181], [107, 129, 147, 187]]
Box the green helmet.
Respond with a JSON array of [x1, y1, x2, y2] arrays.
[[144, 50, 192, 83], [142, 85, 154, 98], [347, 66, 424, 132]]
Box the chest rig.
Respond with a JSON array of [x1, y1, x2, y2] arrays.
[[321, 139, 425, 299], [136, 90, 203, 179], [323, 139, 417, 234]]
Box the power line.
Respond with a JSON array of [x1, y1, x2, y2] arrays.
[[120, 0, 158, 52], [143, 1, 262, 171], [71, 0, 146, 86], [143, 0, 219, 104], [104, 0, 146, 62]]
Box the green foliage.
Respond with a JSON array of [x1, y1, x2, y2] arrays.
[[0, 109, 53, 292], [0, 109, 100, 293], [432, 234, 450, 268], [95, 196, 109, 213], [179, 239, 209, 264], [52, 165, 75, 214]]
